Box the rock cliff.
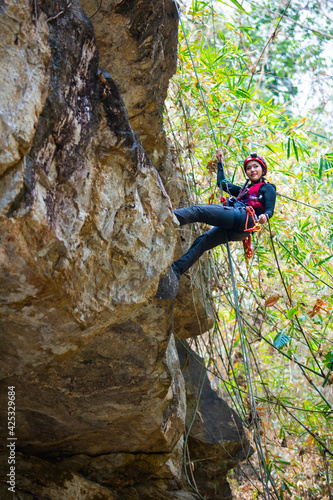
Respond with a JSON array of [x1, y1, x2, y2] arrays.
[[0, 0, 251, 498]]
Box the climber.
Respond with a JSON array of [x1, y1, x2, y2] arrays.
[[170, 150, 276, 279], [155, 150, 276, 299]]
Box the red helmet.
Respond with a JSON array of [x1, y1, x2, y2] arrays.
[[244, 153, 267, 176]]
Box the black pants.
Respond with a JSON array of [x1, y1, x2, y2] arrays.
[[172, 204, 251, 277]]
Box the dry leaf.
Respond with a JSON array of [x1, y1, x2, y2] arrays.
[[308, 298, 328, 318], [264, 294, 281, 307]]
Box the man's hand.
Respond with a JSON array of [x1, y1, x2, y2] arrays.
[[258, 214, 269, 225], [215, 149, 224, 162]]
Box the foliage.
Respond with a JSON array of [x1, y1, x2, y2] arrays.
[[166, 0, 333, 497]]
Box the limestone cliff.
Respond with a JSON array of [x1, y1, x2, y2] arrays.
[[0, 0, 251, 498]]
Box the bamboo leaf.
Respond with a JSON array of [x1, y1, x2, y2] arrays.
[[292, 139, 299, 162], [265, 294, 281, 307], [215, 0, 246, 12], [287, 307, 298, 319], [287, 137, 291, 159], [274, 332, 291, 349]]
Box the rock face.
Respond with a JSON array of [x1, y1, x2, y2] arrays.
[[0, 0, 51, 176], [0, 0, 177, 377], [81, 0, 178, 158], [81, 0, 185, 204], [0, 0, 250, 498]]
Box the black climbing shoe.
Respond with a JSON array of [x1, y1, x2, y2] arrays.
[[154, 266, 180, 300]]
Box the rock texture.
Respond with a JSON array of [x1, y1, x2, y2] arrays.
[[0, 0, 249, 498], [81, 0, 178, 157], [0, 448, 198, 499], [174, 275, 214, 340], [0, 0, 177, 378], [0, 0, 50, 176], [81, 0, 185, 205], [0, 0, 183, 491]]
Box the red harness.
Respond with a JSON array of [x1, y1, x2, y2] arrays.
[[238, 182, 266, 212]]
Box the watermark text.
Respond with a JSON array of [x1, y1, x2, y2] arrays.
[[7, 386, 16, 493]]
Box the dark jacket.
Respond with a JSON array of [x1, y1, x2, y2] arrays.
[[217, 161, 276, 219]]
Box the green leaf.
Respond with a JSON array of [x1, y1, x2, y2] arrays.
[[216, 0, 246, 12], [281, 482, 292, 495], [314, 254, 333, 267], [235, 88, 251, 99], [274, 332, 291, 349], [323, 371, 332, 388], [324, 350, 333, 369], [319, 156, 323, 178], [292, 139, 299, 162], [287, 307, 298, 319], [218, 29, 225, 41], [308, 131, 329, 140]]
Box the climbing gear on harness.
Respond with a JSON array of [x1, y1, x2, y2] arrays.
[[243, 235, 253, 259], [244, 153, 267, 175], [220, 196, 227, 206], [244, 206, 261, 233], [243, 206, 261, 261]]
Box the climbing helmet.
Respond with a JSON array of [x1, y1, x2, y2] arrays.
[[243, 153, 267, 176]]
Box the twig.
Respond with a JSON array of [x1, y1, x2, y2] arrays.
[[271, 393, 333, 458], [278, 192, 333, 215], [249, 0, 333, 40], [47, 0, 73, 22], [268, 222, 326, 379], [277, 239, 333, 292], [34, 0, 38, 28], [89, 0, 103, 20], [323, 449, 333, 500], [186, 443, 201, 494]]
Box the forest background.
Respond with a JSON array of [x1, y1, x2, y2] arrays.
[[166, 0, 333, 498]]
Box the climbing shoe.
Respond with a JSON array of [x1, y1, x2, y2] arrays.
[[154, 266, 180, 300]]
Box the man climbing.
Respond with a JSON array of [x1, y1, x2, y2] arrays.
[[155, 150, 276, 299]]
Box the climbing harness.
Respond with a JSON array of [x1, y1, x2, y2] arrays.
[[239, 182, 266, 212], [242, 206, 261, 263]]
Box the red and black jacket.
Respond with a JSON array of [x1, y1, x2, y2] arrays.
[[217, 161, 276, 219]]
